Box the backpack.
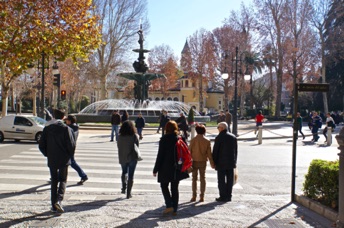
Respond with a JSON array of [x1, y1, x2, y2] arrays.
[[175, 136, 193, 173]]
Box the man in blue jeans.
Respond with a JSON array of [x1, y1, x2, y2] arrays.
[[110, 110, 121, 142], [64, 115, 88, 185]]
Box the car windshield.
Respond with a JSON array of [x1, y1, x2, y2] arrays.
[[27, 116, 46, 126]]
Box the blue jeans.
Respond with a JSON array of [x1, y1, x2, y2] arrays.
[[121, 160, 137, 181], [137, 128, 143, 136], [111, 125, 119, 141], [71, 156, 87, 179]]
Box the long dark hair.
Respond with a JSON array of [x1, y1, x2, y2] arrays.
[[119, 120, 136, 136], [123, 110, 129, 118]]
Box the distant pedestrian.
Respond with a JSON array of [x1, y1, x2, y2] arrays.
[[323, 112, 335, 143], [255, 110, 264, 134], [117, 120, 139, 199], [225, 110, 232, 132], [135, 112, 145, 140], [39, 109, 76, 213], [212, 122, 237, 202], [153, 121, 186, 215], [217, 111, 225, 124], [176, 112, 188, 139], [159, 110, 170, 137], [110, 110, 121, 142], [189, 124, 215, 202], [311, 111, 322, 142], [296, 112, 305, 140], [156, 110, 164, 133], [64, 115, 88, 185], [121, 110, 129, 124]]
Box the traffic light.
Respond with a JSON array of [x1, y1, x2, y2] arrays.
[[53, 73, 60, 87], [61, 90, 66, 100]]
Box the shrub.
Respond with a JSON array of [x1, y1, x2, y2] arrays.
[[303, 159, 339, 210]]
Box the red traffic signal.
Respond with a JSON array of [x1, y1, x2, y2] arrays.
[[61, 90, 66, 100]]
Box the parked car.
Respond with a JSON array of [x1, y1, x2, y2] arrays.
[[0, 115, 46, 143]]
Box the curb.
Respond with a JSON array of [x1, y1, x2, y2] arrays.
[[295, 194, 338, 222]]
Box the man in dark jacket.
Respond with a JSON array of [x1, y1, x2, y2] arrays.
[[39, 109, 75, 213], [212, 122, 237, 202], [176, 112, 188, 139], [110, 110, 121, 142], [159, 110, 170, 137]]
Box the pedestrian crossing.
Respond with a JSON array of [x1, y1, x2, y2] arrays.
[[0, 133, 242, 195]]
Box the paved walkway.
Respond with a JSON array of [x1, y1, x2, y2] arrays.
[[0, 121, 341, 227]]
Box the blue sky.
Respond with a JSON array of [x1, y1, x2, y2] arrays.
[[146, 0, 252, 58]]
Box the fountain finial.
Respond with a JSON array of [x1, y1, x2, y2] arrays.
[[117, 22, 166, 101]]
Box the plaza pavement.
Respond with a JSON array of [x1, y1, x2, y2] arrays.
[[0, 120, 341, 227]]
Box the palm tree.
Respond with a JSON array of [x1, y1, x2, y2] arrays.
[[242, 52, 263, 113]]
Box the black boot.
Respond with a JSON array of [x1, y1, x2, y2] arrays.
[[127, 180, 133, 199], [121, 175, 127, 194]]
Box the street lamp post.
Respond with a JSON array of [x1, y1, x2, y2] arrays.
[[222, 47, 249, 136], [233, 47, 239, 136]]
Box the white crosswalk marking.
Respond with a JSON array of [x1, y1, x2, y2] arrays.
[[0, 134, 242, 195]]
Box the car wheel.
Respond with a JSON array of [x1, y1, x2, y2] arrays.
[[0, 132, 4, 143], [35, 132, 42, 143]]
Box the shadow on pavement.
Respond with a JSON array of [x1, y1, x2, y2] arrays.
[[0, 199, 118, 228], [118, 201, 218, 227], [0, 182, 50, 200]]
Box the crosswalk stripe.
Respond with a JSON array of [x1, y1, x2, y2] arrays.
[[0, 135, 243, 193]]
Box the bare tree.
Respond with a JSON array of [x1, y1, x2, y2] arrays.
[[255, 0, 289, 117], [147, 45, 179, 97], [186, 29, 217, 112], [90, 0, 149, 100], [283, 0, 318, 115], [311, 0, 335, 114]]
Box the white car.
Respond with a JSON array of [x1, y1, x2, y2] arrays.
[[0, 115, 46, 143]]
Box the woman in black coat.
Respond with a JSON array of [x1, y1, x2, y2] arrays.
[[153, 120, 185, 215]]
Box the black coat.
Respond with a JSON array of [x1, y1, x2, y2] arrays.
[[153, 133, 183, 183], [212, 130, 237, 170], [135, 117, 145, 128], [159, 115, 170, 128], [39, 120, 76, 169]]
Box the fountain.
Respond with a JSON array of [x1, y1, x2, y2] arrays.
[[76, 23, 209, 123]]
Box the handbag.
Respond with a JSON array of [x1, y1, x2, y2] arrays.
[[132, 135, 143, 161]]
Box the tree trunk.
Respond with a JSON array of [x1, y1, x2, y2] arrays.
[[240, 78, 246, 117], [32, 89, 37, 116], [1, 84, 9, 117], [100, 75, 107, 100], [321, 54, 328, 114]]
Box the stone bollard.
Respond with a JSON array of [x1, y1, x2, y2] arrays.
[[190, 124, 196, 140], [258, 126, 262, 144], [327, 127, 332, 146], [335, 126, 344, 228]]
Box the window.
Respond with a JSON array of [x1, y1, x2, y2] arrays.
[[173, 97, 179, 101], [14, 117, 32, 126], [167, 97, 172, 101], [185, 80, 189, 87], [155, 97, 160, 101]]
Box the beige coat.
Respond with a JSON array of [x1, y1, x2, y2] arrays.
[[189, 134, 214, 167]]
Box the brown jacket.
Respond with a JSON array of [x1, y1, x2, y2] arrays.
[[189, 134, 214, 166]]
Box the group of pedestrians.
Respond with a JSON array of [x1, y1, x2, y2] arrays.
[[111, 110, 146, 141], [297, 111, 336, 143], [153, 120, 237, 215], [38, 108, 237, 216], [217, 110, 232, 132], [38, 109, 88, 213]]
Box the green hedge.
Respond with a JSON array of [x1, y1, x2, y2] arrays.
[[303, 159, 339, 210]]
